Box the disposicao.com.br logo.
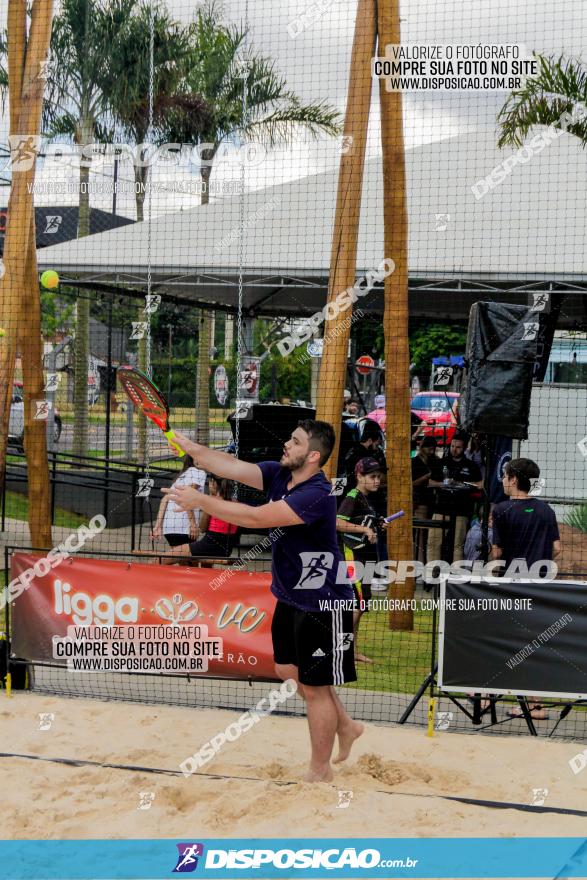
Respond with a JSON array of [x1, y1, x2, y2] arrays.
[[189, 845, 417, 871]]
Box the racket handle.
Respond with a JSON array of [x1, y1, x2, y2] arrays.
[[164, 430, 185, 457], [384, 510, 405, 523]]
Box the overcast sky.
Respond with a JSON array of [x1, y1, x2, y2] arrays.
[[1, 0, 585, 215]]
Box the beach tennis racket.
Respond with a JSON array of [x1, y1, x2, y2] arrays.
[[343, 510, 405, 551], [117, 365, 185, 457]]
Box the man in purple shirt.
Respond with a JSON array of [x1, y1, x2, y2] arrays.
[[164, 419, 363, 782]]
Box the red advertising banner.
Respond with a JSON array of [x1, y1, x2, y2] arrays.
[[10, 553, 277, 680]]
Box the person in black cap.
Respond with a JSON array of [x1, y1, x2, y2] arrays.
[[337, 457, 388, 664], [343, 419, 387, 561]]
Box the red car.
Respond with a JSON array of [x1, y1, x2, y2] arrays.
[[411, 391, 460, 446]]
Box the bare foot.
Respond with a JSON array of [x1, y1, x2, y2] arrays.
[[333, 720, 364, 763], [355, 653, 374, 664], [304, 764, 334, 783], [508, 707, 549, 720]]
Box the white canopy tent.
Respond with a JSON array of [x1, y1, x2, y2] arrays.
[[37, 128, 587, 324]]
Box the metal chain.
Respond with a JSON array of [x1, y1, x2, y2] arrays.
[[144, 1, 155, 482], [233, 0, 249, 493]]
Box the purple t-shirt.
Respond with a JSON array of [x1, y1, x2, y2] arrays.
[[258, 461, 353, 611]]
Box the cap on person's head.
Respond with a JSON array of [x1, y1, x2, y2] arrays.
[[343, 389, 351, 400], [420, 436, 437, 449], [374, 394, 385, 409], [355, 456, 383, 477]]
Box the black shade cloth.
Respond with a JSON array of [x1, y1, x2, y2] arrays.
[[460, 302, 538, 439]]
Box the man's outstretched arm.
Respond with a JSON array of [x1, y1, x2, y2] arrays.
[[163, 484, 303, 529], [170, 430, 264, 490]]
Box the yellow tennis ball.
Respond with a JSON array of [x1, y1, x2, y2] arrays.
[[0, 328, 5, 336], [40, 270, 59, 289]]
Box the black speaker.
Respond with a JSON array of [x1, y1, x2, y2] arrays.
[[460, 302, 538, 439]]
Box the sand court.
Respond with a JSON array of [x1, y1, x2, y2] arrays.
[[2, 691, 587, 841]]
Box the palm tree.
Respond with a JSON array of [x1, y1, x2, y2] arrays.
[[103, 2, 209, 223], [498, 53, 587, 147], [159, 1, 341, 444], [102, 2, 209, 462], [43, 0, 138, 458]]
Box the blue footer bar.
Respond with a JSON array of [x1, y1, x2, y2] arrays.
[[1, 838, 586, 879]]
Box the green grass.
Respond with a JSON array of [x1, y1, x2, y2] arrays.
[[565, 503, 587, 534], [4, 491, 86, 529], [345, 607, 435, 694]]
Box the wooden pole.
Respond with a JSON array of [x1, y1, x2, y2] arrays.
[[20, 214, 53, 548], [378, 0, 414, 629], [0, 0, 54, 546], [0, 0, 28, 488], [315, 0, 376, 479]]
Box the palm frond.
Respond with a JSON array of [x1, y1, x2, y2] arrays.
[[243, 99, 341, 147], [498, 53, 587, 148]]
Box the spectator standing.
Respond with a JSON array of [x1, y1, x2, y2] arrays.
[[412, 436, 437, 562], [491, 459, 560, 573], [491, 457, 561, 721], [337, 457, 386, 664], [343, 419, 387, 561], [463, 513, 493, 562], [427, 432, 483, 562]]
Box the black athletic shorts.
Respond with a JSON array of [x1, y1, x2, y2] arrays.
[[271, 600, 357, 687], [165, 533, 189, 548], [189, 531, 237, 558]]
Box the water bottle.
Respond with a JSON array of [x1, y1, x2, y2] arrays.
[[443, 466, 450, 486]]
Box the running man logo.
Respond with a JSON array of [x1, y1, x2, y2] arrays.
[[43, 215, 63, 234], [137, 792, 155, 810], [144, 294, 161, 314], [330, 476, 347, 496], [136, 477, 154, 498], [434, 365, 453, 386], [435, 711, 453, 731], [531, 293, 550, 313], [294, 552, 334, 589], [336, 632, 354, 652], [38, 712, 55, 731], [9, 134, 41, 171], [131, 322, 148, 340], [337, 789, 353, 808], [44, 373, 60, 392], [434, 212, 450, 231], [173, 843, 204, 873], [34, 400, 52, 420]]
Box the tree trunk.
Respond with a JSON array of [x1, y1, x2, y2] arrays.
[[194, 160, 216, 445], [378, 0, 413, 630], [135, 163, 147, 223], [315, 0, 376, 478], [195, 309, 211, 444], [21, 214, 52, 547], [71, 120, 93, 458], [0, 0, 53, 509]]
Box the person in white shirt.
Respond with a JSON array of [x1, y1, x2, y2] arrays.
[[151, 456, 206, 547]]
